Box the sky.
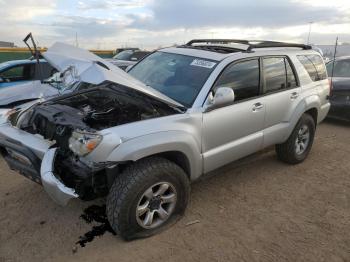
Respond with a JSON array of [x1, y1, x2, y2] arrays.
[[0, 0, 350, 49]]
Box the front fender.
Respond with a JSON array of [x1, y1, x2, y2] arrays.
[[106, 131, 203, 180]]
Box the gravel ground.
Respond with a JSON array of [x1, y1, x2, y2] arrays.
[[0, 120, 349, 262]]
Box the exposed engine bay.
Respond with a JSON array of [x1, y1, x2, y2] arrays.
[[8, 82, 181, 199], [17, 82, 180, 150]]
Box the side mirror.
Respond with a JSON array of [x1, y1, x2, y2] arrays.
[[0, 77, 3, 83], [206, 87, 235, 110]]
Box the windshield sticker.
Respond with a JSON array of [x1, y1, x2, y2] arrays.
[[190, 59, 216, 69]]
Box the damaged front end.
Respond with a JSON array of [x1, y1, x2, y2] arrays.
[[0, 81, 182, 205]]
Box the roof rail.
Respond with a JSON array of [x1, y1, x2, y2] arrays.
[[185, 39, 312, 52], [186, 39, 250, 46], [246, 41, 312, 51]]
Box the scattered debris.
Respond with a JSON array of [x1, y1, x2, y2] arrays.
[[185, 220, 200, 226], [76, 205, 116, 247], [72, 245, 78, 254]]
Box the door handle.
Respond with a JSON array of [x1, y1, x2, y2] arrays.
[[252, 102, 264, 112], [290, 92, 299, 100]]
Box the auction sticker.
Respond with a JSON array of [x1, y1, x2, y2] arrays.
[[190, 59, 216, 69]]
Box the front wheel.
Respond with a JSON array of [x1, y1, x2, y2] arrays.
[[276, 113, 316, 164], [106, 157, 190, 240]]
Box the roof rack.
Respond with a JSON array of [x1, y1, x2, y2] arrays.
[[185, 39, 312, 52]]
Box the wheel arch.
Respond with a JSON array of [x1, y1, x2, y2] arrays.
[[283, 95, 320, 141], [106, 131, 203, 181]]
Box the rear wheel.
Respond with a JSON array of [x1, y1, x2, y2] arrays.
[[106, 157, 190, 240], [276, 113, 316, 164]]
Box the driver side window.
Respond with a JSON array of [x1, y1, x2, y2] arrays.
[[214, 59, 260, 102]]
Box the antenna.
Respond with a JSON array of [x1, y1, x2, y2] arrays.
[[307, 22, 313, 45], [330, 36, 339, 95], [75, 32, 79, 47]]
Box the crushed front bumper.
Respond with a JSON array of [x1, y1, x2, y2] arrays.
[[0, 123, 78, 205], [40, 148, 78, 205]]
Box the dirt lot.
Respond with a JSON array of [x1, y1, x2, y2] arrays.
[[0, 120, 349, 262]]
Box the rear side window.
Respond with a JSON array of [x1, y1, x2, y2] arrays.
[[214, 59, 260, 102], [297, 55, 327, 81], [263, 57, 286, 93]]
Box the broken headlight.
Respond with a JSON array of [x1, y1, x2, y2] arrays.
[[68, 130, 102, 156]]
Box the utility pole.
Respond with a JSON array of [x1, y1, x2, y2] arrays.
[[75, 32, 79, 47], [307, 22, 313, 45]]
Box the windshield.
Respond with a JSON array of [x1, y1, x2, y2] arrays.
[[113, 50, 134, 61], [129, 51, 217, 107]]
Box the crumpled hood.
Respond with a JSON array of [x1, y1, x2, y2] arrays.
[[43, 42, 183, 108], [0, 81, 58, 107]]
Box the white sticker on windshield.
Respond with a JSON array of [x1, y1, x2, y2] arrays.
[[190, 59, 216, 69]]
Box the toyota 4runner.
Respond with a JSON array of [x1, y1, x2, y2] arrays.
[[0, 39, 330, 240]]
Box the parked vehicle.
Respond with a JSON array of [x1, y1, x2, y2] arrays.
[[0, 39, 330, 240], [0, 59, 55, 88], [326, 56, 350, 121], [105, 49, 151, 70]]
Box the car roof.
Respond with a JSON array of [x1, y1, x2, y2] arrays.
[[160, 46, 320, 62], [0, 59, 46, 67], [158, 39, 318, 61]]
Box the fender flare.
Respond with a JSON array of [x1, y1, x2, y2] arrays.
[[106, 131, 203, 180], [284, 94, 320, 140]]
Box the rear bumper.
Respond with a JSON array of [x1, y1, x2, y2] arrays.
[[318, 102, 331, 123], [0, 123, 78, 205]]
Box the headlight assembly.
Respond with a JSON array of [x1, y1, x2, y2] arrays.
[[68, 130, 102, 156]]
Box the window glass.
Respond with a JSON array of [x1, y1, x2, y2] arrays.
[[213, 59, 260, 102], [309, 55, 327, 80], [327, 60, 350, 78], [113, 50, 134, 60], [131, 52, 150, 61], [297, 55, 327, 81], [129, 52, 216, 107], [263, 57, 286, 93], [0, 65, 25, 79], [285, 58, 297, 88]]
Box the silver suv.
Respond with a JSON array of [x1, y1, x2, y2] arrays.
[[0, 39, 330, 240]]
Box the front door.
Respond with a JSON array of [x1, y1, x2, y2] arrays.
[[202, 58, 265, 173]]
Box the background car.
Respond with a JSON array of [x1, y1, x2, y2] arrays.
[[0, 59, 56, 88], [105, 49, 151, 70], [326, 56, 350, 121]]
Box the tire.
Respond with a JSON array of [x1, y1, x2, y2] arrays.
[[275, 113, 316, 164], [106, 157, 190, 240]]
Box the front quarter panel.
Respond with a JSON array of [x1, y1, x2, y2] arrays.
[[85, 112, 203, 180], [106, 131, 202, 180]]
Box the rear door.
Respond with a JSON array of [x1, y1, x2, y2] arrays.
[[260, 56, 301, 147]]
